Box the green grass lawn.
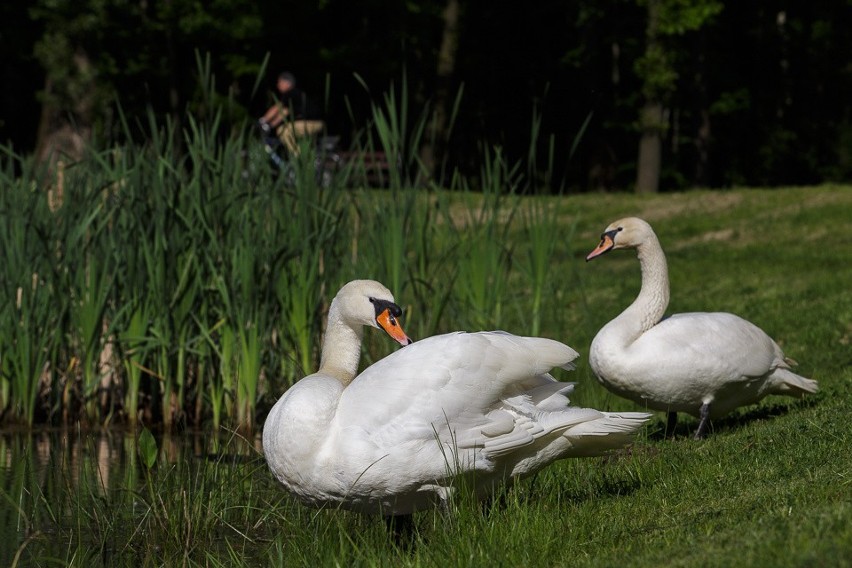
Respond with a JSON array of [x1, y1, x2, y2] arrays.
[[10, 185, 852, 567], [323, 185, 851, 567]]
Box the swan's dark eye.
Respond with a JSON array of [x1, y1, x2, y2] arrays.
[[617, 227, 623, 232], [368, 297, 375, 303], [371, 298, 404, 320]]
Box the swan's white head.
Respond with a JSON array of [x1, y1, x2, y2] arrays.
[[331, 280, 412, 346], [586, 217, 655, 261]]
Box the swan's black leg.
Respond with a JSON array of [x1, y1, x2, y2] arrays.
[[666, 411, 678, 438], [694, 403, 711, 440], [384, 514, 415, 548]]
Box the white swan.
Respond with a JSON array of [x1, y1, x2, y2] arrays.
[[262, 279, 650, 516], [585, 217, 818, 439]]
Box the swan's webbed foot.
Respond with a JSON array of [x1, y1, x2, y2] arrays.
[[694, 403, 711, 440], [666, 411, 678, 438]]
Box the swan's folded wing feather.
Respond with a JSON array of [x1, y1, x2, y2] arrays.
[[478, 406, 608, 457], [336, 331, 579, 452], [638, 312, 781, 379]]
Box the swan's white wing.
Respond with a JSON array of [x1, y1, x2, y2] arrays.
[[334, 331, 580, 461], [637, 312, 782, 380]]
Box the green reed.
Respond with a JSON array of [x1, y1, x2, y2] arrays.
[[276, 247, 324, 379], [212, 266, 264, 434], [0, 69, 575, 430], [449, 146, 520, 331], [272, 145, 348, 382], [197, 316, 234, 432], [120, 301, 150, 426], [67, 254, 116, 421], [351, 188, 412, 301], [398, 190, 459, 339], [518, 197, 569, 336], [0, 171, 58, 425]]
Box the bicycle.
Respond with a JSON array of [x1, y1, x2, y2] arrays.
[[257, 120, 342, 188]]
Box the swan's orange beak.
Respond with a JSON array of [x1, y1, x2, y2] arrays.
[[586, 233, 615, 261], [377, 308, 413, 346]]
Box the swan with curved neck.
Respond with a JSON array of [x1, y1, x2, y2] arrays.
[[262, 279, 649, 516], [586, 218, 817, 439]]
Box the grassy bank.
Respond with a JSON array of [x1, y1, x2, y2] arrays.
[[3, 185, 851, 566]]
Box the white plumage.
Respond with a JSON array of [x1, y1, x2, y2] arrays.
[[586, 217, 818, 438], [262, 279, 649, 515]]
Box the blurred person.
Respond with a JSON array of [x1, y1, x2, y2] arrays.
[[259, 71, 324, 155]]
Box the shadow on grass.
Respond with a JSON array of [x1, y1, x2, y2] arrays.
[[643, 397, 820, 441], [537, 458, 650, 507], [713, 398, 819, 435], [556, 474, 644, 506]]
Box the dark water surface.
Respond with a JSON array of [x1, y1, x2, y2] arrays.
[[0, 428, 263, 565]]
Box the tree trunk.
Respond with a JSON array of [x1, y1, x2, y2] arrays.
[[692, 28, 711, 187], [636, 102, 663, 193], [635, 0, 662, 194], [35, 49, 95, 206], [420, 0, 460, 185]]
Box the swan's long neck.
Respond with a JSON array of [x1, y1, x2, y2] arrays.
[[318, 303, 364, 385], [614, 234, 670, 340]]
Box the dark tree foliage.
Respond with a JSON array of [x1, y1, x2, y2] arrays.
[[0, 2, 44, 152], [2, 0, 850, 190]]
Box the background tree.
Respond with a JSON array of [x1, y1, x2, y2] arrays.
[[420, 0, 462, 185], [3, 0, 850, 191], [30, 0, 112, 166], [29, 0, 265, 159], [633, 0, 722, 193]]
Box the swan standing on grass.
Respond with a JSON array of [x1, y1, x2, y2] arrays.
[[262, 279, 650, 518], [585, 218, 818, 439]]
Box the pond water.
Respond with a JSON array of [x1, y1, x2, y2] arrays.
[[0, 428, 264, 565]]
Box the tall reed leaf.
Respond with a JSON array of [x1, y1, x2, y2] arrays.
[[518, 199, 568, 336], [4, 276, 57, 425], [120, 301, 151, 426]]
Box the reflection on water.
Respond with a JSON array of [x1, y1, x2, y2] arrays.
[[0, 428, 263, 565]]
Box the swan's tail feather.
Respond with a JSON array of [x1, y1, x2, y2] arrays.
[[486, 332, 579, 374], [562, 411, 651, 457], [771, 368, 818, 397]]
